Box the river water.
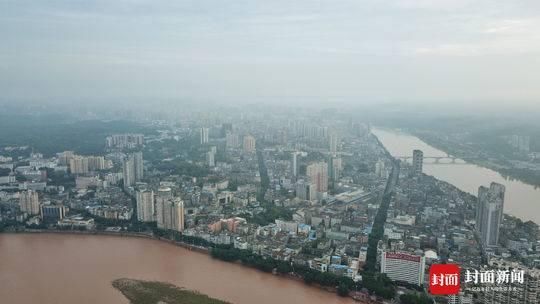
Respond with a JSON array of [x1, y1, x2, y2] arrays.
[[0, 233, 356, 304], [373, 128, 540, 224]]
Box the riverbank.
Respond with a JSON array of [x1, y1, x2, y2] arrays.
[[373, 127, 540, 224], [412, 131, 540, 187], [1, 233, 361, 304], [9, 229, 210, 253], [3, 230, 369, 303]]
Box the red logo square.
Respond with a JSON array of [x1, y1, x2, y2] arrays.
[[429, 264, 461, 295]]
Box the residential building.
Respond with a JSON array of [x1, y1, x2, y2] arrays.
[[133, 152, 144, 181], [58, 151, 75, 166], [136, 190, 155, 222], [329, 156, 342, 182], [156, 196, 184, 232], [69, 156, 89, 175], [200, 127, 209, 145], [243, 135, 256, 153], [122, 156, 135, 188], [329, 132, 339, 153], [375, 159, 386, 178], [412, 149, 423, 175], [105, 134, 144, 148], [291, 152, 299, 177], [306, 162, 328, 193], [296, 180, 316, 201], [476, 182, 505, 247], [87, 156, 106, 171], [207, 151, 215, 167], [225, 132, 239, 148], [19, 190, 40, 215]]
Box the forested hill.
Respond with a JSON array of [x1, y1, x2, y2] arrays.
[[0, 113, 151, 157]]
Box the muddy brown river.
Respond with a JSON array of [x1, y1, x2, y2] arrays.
[[0, 233, 356, 304]]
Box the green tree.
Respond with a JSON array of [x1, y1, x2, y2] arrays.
[[400, 293, 432, 304], [337, 283, 350, 297]]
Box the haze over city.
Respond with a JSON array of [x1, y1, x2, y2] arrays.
[[1, 0, 539, 108]]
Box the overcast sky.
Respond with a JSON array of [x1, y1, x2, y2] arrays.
[[1, 0, 539, 108]]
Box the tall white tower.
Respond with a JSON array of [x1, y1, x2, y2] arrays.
[[476, 182, 505, 247]]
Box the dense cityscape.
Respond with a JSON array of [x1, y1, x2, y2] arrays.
[[1, 109, 539, 304]]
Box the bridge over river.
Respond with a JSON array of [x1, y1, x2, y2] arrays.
[[373, 128, 540, 224], [395, 155, 471, 164]]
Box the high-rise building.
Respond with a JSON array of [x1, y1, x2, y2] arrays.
[[200, 127, 209, 145], [412, 149, 423, 175], [243, 135, 256, 153], [157, 186, 173, 200], [380, 251, 426, 286], [225, 132, 240, 148], [69, 156, 89, 175], [133, 152, 144, 181], [476, 182, 505, 247], [155, 187, 184, 232], [221, 123, 233, 137], [306, 162, 328, 193], [171, 199, 185, 232], [106, 134, 144, 148], [156, 186, 172, 229], [329, 132, 339, 153], [207, 151, 215, 167], [136, 190, 155, 222], [375, 159, 386, 178], [68, 155, 108, 174], [291, 152, 299, 177], [58, 151, 75, 166], [329, 156, 342, 182], [87, 156, 106, 171], [19, 190, 40, 215], [123, 152, 143, 188], [296, 180, 316, 201], [122, 156, 135, 188]]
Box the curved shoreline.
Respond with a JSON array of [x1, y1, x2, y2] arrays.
[[373, 127, 540, 224], [5, 229, 209, 252], [410, 131, 540, 188], [2, 230, 367, 303]]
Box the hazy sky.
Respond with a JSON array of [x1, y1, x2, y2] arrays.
[[1, 0, 539, 107]]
